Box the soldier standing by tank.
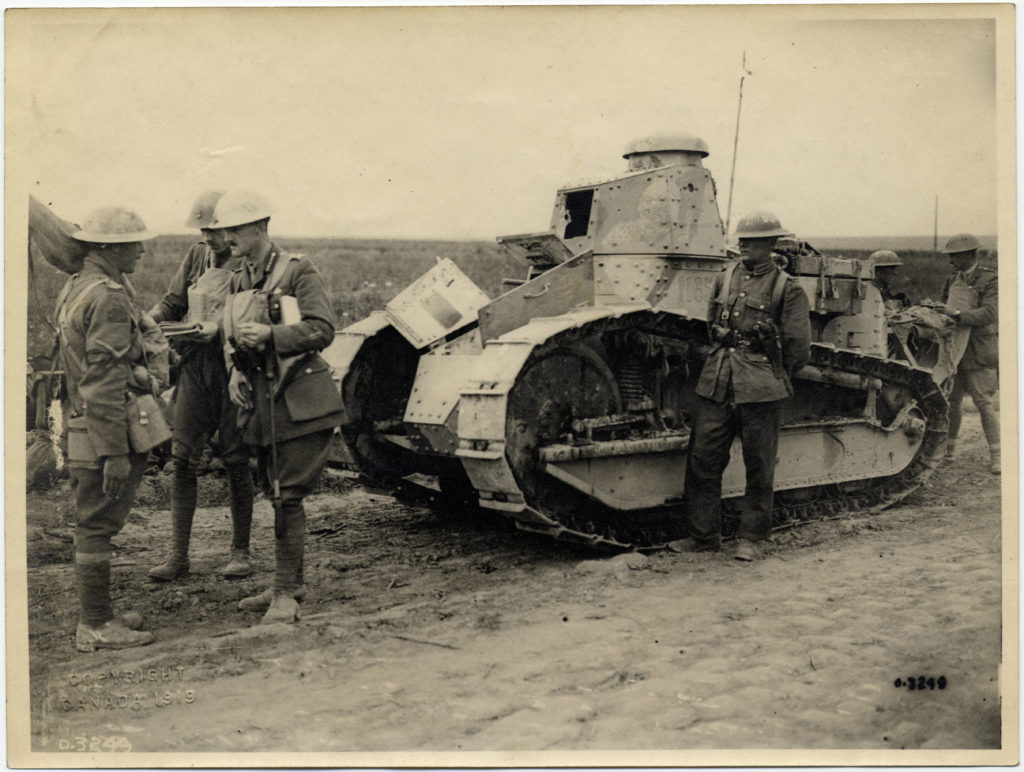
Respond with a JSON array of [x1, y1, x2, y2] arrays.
[[148, 191, 255, 581], [675, 212, 811, 561], [214, 190, 344, 624], [933, 233, 999, 474], [868, 250, 911, 311], [57, 207, 162, 651]]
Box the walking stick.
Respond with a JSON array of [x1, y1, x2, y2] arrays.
[[265, 351, 285, 539]]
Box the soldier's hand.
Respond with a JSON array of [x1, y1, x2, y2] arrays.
[[236, 322, 272, 348], [195, 321, 220, 343], [102, 454, 132, 500], [228, 368, 253, 409], [931, 303, 957, 318]]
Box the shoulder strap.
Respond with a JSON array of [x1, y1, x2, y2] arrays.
[[264, 252, 297, 294], [57, 276, 111, 330], [770, 268, 791, 318], [55, 276, 112, 373], [716, 262, 740, 307]]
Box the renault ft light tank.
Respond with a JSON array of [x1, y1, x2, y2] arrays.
[[324, 135, 962, 549]]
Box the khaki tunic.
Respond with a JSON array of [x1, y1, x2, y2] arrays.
[[57, 255, 147, 460], [227, 244, 344, 446], [696, 261, 811, 404], [941, 264, 998, 370]]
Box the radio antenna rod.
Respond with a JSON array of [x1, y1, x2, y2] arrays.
[[724, 51, 752, 237]]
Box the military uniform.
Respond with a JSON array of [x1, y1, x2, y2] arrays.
[[683, 260, 811, 547], [149, 242, 254, 579], [57, 254, 152, 631], [227, 244, 344, 598], [941, 262, 999, 462]]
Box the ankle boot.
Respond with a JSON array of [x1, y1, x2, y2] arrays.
[[944, 438, 957, 461], [218, 547, 252, 578], [261, 592, 300, 625], [990, 446, 1001, 475], [77, 619, 154, 652], [239, 585, 307, 612]]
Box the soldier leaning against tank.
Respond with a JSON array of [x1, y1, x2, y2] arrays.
[[56, 206, 164, 651], [672, 211, 811, 562], [214, 190, 345, 624], [932, 233, 1000, 475], [147, 191, 256, 582]]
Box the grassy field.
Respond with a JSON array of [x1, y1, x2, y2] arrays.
[[25, 235, 990, 363]]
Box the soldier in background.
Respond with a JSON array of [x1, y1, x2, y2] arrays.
[[868, 250, 911, 311], [148, 191, 255, 581], [215, 190, 345, 624], [675, 212, 811, 561], [57, 207, 161, 651], [933, 233, 1000, 475]]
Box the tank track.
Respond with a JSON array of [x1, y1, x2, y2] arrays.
[[470, 309, 949, 550]]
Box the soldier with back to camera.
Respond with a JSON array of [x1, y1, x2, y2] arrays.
[[932, 233, 999, 475], [148, 191, 256, 582], [674, 211, 811, 561], [215, 190, 345, 624], [56, 206, 166, 651]]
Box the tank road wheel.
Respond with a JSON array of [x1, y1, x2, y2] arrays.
[[505, 343, 623, 522], [339, 326, 420, 488]]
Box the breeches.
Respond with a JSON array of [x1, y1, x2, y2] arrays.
[[683, 395, 783, 543], [172, 352, 248, 469], [255, 429, 335, 503], [70, 453, 149, 556], [948, 367, 999, 448]]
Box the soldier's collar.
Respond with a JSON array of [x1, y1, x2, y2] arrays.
[[741, 258, 776, 277], [961, 261, 980, 280], [82, 253, 125, 284]]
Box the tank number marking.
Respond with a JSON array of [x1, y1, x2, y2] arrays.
[[892, 676, 947, 690], [676, 274, 717, 304]]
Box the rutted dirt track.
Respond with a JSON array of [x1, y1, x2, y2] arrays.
[[22, 411, 1007, 757]]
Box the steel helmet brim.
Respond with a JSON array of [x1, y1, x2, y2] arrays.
[[210, 189, 273, 229], [185, 189, 227, 229], [72, 229, 159, 244], [940, 233, 981, 254]]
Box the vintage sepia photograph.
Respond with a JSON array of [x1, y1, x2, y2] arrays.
[[5, 3, 1017, 766]]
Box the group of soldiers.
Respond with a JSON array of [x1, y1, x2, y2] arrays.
[[53, 194, 998, 653], [57, 190, 342, 652], [868, 235, 1000, 475]]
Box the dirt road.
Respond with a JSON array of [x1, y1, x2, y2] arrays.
[[18, 411, 1009, 760]]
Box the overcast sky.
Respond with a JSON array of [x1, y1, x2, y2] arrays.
[[8, 5, 1006, 241]]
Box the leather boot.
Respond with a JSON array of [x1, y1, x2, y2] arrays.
[[944, 439, 957, 461], [238, 585, 307, 612], [77, 620, 154, 652], [75, 557, 154, 651], [148, 459, 195, 581], [218, 547, 252, 578], [261, 592, 300, 625], [990, 446, 1001, 475]]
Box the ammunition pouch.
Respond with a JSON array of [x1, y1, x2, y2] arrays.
[[66, 415, 101, 469], [126, 392, 172, 454]]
